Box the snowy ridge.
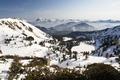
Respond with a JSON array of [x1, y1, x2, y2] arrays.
[[100, 25, 120, 36], [90, 25, 120, 57], [0, 18, 50, 40], [0, 18, 52, 57]]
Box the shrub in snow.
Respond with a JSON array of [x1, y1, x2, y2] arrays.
[[28, 42, 33, 46], [34, 41, 37, 44], [20, 21, 26, 26], [4, 38, 12, 44], [26, 57, 47, 67], [24, 67, 87, 80], [28, 27, 33, 32], [8, 56, 23, 80], [0, 50, 2, 54], [62, 54, 66, 62], [0, 57, 7, 62], [116, 55, 120, 67], [83, 51, 89, 60], [39, 41, 45, 46], [24, 67, 52, 80], [73, 51, 78, 60], [25, 36, 34, 41]]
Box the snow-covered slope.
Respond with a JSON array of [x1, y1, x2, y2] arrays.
[[98, 25, 120, 36], [0, 18, 120, 80], [92, 26, 120, 57], [71, 42, 95, 53], [0, 18, 52, 57], [67, 25, 120, 58]]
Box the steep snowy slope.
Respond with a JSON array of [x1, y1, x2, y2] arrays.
[[98, 25, 120, 36], [0, 18, 52, 57], [93, 26, 120, 57], [66, 25, 120, 58]]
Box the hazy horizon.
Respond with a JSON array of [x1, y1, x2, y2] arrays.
[[0, 0, 120, 20]]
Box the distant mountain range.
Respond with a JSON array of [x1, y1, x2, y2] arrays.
[[30, 18, 120, 35], [51, 22, 95, 32]]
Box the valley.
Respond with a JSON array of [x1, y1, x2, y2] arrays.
[[0, 18, 120, 80]]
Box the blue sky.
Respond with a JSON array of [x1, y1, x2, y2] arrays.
[[0, 0, 120, 20]]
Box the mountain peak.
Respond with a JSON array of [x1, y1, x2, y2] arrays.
[[0, 18, 50, 40], [0, 18, 52, 56]]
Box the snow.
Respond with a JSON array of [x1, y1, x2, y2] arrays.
[[0, 18, 54, 80], [0, 18, 51, 41], [71, 42, 95, 53], [0, 44, 49, 57], [63, 37, 72, 41], [20, 60, 31, 65], [0, 18, 120, 79], [50, 60, 59, 66], [17, 74, 26, 80], [0, 18, 53, 57], [102, 46, 116, 57], [59, 56, 119, 69], [0, 59, 13, 80]]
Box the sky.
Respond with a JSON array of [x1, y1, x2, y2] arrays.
[[0, 0, 120, 20]]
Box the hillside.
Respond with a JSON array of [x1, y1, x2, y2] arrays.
[[0, 18, 120, 80], [0, 18, 52, 57], [67, 25, 120, 58]]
